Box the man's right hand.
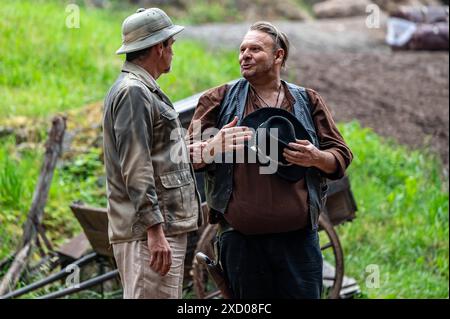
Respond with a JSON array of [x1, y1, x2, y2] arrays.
[[205, 116, 253, 157], [147, 223, 172, 276]]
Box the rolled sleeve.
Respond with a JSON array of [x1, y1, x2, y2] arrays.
[[187, 84, 228, 171], [307, 88, 353, 180], [323, 148, 347, 180], [113, 84, 164, 230]]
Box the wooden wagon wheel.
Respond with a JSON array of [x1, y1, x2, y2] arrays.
[[318, 213, 344, 299], [192, 215, 344, 299]]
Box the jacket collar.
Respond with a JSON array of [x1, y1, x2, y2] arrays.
[[122, 61, 159, 92], [121, 61, 173, 107]]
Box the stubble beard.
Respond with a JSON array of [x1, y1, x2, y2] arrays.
[[241, 60, 273, 81]]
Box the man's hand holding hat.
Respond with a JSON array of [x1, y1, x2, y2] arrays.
[[283, 140, 337, 175]]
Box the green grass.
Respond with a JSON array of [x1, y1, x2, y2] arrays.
[[0, 141, 39, 255], [292, 0, 315, 17], [175, 0, 243, 25], [0, 0, 240, 118], [159, 41, 240, 99], [0, 139, 106, 257], [173, 0, 314, 24], [332, 122, 449, 299]]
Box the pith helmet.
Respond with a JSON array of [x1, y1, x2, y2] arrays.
[[116, 8, 184, 55]]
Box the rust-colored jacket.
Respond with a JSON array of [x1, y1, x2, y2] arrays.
[[103, 61, 202, 244]]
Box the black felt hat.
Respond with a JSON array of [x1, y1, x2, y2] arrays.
[[241, 107, 312, 182]]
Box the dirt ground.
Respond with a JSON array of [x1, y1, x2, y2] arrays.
[[183, 16, 449, 172], [292, 51, 449, 170]]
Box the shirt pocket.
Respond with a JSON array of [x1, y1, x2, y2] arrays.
[[159, 106, 181, 138], [159, 106, 190, 166], [160, 169, 196, 221]]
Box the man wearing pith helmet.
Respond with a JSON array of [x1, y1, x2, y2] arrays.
[[103, 8, 202, 299]]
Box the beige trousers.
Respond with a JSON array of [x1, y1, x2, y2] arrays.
[[112, 233, 187, 299]]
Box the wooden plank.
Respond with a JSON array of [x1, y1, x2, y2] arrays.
[[69, 203, 112, 257], [57, 233, 91, 260], [324, 176, 358, 226]]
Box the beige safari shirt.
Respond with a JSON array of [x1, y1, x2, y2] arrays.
[[103, 61, 202, 244]]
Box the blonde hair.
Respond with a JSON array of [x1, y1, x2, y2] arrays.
[[250, 21, 290, 67]]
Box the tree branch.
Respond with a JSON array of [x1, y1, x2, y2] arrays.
[[0, 116, 66, 296]]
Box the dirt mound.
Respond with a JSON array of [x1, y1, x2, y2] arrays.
[[290, 51, 449, 170]]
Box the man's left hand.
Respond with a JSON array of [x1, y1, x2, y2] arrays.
[[283, 139, 320, 167], [283, 139, 338, 175]]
